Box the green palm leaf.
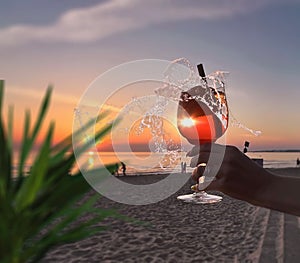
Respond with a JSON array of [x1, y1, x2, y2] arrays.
[[0, 81, 125, 263]]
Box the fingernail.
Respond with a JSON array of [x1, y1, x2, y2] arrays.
[[191, 184, 199, 192]]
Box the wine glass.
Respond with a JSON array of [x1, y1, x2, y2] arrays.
[[177, 64, 228, 204]]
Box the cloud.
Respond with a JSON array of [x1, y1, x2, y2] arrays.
[[6, 86, 79, 105], [0, 0, 289, 46], [7, 86, 122, 113]]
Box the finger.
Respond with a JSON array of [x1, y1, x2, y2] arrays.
[[191, 165, 206, 182], [192, 167, 199, 182], [190, 153, 210, 167]]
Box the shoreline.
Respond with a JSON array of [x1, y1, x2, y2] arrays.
[[114, 167, 300, 178]]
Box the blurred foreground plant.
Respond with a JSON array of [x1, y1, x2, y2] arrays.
[[0, 80, 118, 263]]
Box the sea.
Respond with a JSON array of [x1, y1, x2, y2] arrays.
[[96, 151, 300, 174], [247, 151, 300, 169], [13, 151, 300, 176]]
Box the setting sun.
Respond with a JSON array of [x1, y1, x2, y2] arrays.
[[180, 118, 195, 127]]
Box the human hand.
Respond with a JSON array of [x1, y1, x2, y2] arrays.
[[187, 143, 271, 204]]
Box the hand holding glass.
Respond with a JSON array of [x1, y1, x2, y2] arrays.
[[177, 65, 228, 204]]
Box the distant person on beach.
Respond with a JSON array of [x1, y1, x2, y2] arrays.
[[183, 162, 187, 173], [297, 158, 300, 167], [188, 143, 300, 217], [181, 161, 187, 173], [121, 162, 126, 176]]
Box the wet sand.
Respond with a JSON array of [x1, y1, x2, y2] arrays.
[[42, 168, 300, 263]]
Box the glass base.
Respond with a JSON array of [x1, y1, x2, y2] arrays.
[[177, 191, 222, 204]]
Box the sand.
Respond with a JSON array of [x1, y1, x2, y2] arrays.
[[41, 168, 300, 263]]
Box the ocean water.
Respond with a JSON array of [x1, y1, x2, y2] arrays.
[[76, 151, 185, 175], [247, 152, 300, 169], [12, 151, 300, 176], [94, 151, 300, 174]]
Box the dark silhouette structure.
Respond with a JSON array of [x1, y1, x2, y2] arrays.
[[243, 141, 250, 153]]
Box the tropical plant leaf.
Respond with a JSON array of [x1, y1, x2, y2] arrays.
[[0, 80, 3, 113], [52, 109, 109, 152], [18, 86, 52, 178], [15, 122, 55, 211], [0, 82, 134, 263], [0, 80, 10, 199]]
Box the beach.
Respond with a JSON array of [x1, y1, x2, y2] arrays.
[[42, 168, 300, 263]]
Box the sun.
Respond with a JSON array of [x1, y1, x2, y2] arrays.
[[180, 118, 195, 127]]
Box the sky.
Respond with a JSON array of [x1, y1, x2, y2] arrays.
[[0, 0, 300, 151]]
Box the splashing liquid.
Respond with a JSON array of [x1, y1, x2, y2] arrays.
[[116, 58, 261, 170], [160, 58, 261, 137], [75, 58, 261, 173]]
